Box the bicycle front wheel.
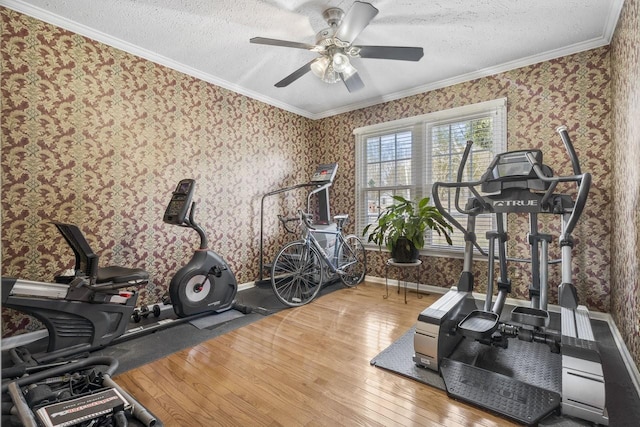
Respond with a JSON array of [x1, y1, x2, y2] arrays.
[[338, 235, 367, 287], [271, 241, 324, 306]]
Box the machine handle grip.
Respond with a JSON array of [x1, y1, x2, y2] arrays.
[[431, 182, 487, 256], [456, 141, 474, 182], [454, 141, 474, 214], [556, 125, 582, 177], [526, 127, 591, 238], [431, 139, 489, 256], [563, 172, 591, 238], [432, 182, 464, 234], [524, 152, 586, 185]]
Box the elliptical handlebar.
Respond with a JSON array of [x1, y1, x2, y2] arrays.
[[524, 128, 591, 238], [432, 127, 590, 251], [554, 125, 591, 237], [432, 140, 488, 255], [556, 125, 582, 177], [454, 140, 474, 214]]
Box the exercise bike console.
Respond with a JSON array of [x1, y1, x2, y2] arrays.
[[163, 179, 195, 225]]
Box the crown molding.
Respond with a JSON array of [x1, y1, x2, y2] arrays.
[[0, 0, 315, 119], [2, 0, 624, 121], [310, 0, 624, 120], [311, 35, 615, 120]]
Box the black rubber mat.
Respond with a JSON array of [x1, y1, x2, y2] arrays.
[[450, 334, 562, 393], [91, 279, 345, 373], [235, 277, 343, 314], [441, 358, 560, 425], [371, 320, 640, 426]]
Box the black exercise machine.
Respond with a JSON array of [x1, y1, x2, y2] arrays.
[[413, 126, 608, 425], [162, 178, 237, 317], [2, 224, 148, 363], [2, 178, 238, 363], [2, 356, 158, 427]]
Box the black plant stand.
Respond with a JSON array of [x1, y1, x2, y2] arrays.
[[385, 258, 422, 303]]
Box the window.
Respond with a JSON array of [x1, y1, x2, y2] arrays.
[[355, 98, 507, 256]]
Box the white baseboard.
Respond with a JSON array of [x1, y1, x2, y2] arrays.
[[238, 281, 255, 292]]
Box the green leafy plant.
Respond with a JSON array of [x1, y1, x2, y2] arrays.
[[363, 195, 453, 260]]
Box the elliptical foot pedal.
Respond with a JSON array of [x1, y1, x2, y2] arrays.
[[440, 358, 560, 426], [511, 306, 549, 327], [457, 310, 499, 340]]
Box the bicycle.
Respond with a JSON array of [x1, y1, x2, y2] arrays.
[[270, 210, 367, 306]]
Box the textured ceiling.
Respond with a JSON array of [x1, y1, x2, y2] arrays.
[[2, 0, 624, 119]]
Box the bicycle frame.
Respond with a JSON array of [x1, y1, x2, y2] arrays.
[[305, 228, 343, 275]]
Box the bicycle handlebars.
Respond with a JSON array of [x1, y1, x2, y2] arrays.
[[277, 211, 317, 233], [298, 210, 316, 230], [277, 214, 300, 234]]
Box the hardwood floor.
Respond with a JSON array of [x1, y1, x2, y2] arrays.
[[116, 282, 513, 426]]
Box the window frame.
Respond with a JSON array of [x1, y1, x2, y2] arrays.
[[354, 98, 507, 258]]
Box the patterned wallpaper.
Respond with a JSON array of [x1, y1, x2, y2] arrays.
[[317, 47, 612, 311], [1, 8, 317, 334], [610, 0, 640, 370], [1, 5, 636, 367]]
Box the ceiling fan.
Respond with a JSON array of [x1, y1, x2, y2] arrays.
[[250, 1, 424, 92]]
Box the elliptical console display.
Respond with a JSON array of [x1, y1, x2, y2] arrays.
[[163, 179, 237, 317]]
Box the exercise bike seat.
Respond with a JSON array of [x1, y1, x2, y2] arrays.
[[52, 222, 148, 288], [96, 266, 149, 285]]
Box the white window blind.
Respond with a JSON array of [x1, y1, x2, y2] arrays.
[[355, 98, 507, 256]]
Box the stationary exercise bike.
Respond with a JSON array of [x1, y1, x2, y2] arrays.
[[1, 179, 237, 363], [162, 178, 237, 317]]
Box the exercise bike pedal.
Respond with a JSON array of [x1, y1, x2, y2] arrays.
[[457, 310, 500, 340], [510, 306, 549, 327]]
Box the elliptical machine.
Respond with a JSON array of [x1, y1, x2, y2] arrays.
[[413, 126, 607, 425], [162, 178, 237, 317]]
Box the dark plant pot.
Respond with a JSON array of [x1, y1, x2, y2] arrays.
[[391, 237, 419, 263]]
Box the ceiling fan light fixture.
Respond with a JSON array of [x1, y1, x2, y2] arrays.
[[310, 56, 329, 77], [322, 67, 340, 84], [311, 56, 340, 84], [332, 51, 350, 73], [251, 1, 422, 91]]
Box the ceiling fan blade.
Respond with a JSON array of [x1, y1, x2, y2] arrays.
[[340, 72, 365, 93], [357, 46, 424, 61], [334, 1, 379, 43], [275, 58, 318, 88], [250, 37, 322, 52]]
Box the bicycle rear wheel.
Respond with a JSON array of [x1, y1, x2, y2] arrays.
[[338, 235, 367, 287], [271, 241, 324, 306]]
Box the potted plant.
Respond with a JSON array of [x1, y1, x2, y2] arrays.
[[363, 195, 453, 263]]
